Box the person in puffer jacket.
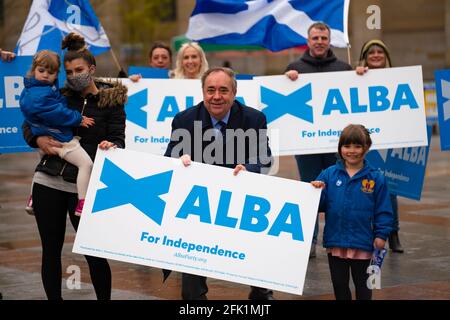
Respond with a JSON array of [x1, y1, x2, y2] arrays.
[[21, 32, 127, 300], [311, 124, 393, 300], [20, 49, 94, 216]]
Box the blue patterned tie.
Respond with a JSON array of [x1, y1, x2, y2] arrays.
[[216, 121, 226, 138]]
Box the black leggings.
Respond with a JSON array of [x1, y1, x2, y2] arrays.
[[327, 253, 372, 300], [33, 183, 111, 300]]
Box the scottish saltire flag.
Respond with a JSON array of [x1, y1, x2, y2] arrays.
[[186, 0, 350, 52], [15, 0, 110, 56]]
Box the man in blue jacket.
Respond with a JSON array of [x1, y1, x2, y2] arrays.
[[164, 67, 274, 300]]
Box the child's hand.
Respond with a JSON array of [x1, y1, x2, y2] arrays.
[[310, 181, 325, 189], [373, 237, 386, 250], [81, 116, 95, 128]]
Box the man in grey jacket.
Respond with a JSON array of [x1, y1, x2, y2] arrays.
[[285, 22, 352, 258]]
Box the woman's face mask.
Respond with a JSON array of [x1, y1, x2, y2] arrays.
[[66, 71, 92, 91], [64, 58, 95, 91]]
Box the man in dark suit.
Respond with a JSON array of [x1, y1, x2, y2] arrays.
[[164, 67, 274, 300]]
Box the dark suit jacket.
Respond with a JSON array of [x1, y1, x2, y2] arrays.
[[164, 100, 272, 173], [162, 100, 272, 281]]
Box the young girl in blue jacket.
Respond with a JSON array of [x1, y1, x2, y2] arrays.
[[20, 50, 94, 216], [311, 124, 393, 300]]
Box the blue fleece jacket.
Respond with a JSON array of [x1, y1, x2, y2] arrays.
[[19, 77, 82, 142], [317, 160, 393, 252]]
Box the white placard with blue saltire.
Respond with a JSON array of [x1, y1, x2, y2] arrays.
[[186, 0, 350, 51], [0, 57, 34, 153], [254, 66, 428, 156], [15, 0, 110, 56], [123, 78, 259, 155], [73, 148, 321, 295], [366, 126, 432, 201], [434, 69, 450, 151]]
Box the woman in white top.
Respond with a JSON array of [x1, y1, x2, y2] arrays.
[[171, 42, 209, 79]]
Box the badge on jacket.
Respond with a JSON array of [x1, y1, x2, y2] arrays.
[[361, 179, 375, 193]]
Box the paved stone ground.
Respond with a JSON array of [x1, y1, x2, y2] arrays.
[[1, 134, 449, 300]]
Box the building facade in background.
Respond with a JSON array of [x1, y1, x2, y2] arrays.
[[0, 0, 448, 80]]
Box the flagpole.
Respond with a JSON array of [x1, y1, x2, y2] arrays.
[[109, 48, 123, 73], [346, 43, 352, 66]]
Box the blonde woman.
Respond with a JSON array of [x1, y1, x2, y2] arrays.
[[171, 42, 209, 79], [356, 39, 392, 74]]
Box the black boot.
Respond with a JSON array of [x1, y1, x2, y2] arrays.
[[249, 287, 275, 300], [389, 231, 404, 253]]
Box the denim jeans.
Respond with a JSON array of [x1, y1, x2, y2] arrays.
[[295, 153, 337, 244]]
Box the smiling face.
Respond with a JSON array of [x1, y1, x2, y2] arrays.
[[202, 70, 236, 120], [182, 46, 202, 79], [340, 143, 367, 168], [307, 27, 331, 58], [149, 47, 171, 69], [366, 45, 387, 69]]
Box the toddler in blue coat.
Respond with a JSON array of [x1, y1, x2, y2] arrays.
[[311, 124, 393, 300], [20, 50, 94, 216]]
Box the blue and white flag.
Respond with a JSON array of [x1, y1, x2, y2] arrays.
[[186, 0, 350, 52], [15, 0, 110, 56]]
